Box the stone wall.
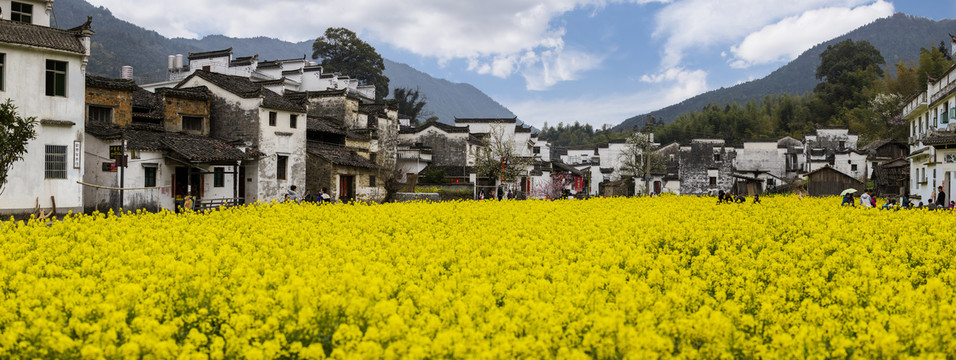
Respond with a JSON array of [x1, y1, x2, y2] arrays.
[[163, 96, 210, 135], [679, 140, 736, 195], [207, 96, 258, 146], [86, 87, 133, 126]]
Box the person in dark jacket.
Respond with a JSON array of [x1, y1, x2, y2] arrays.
[[936, 186, 947, 209]]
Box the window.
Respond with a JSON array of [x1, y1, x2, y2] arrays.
[[767, 178, 776, 187], [269, 111, 277, 126], [838, 141, 845, 149], [713, 153, 721, 162], [144, 166, 157, 187], [369, 175, 376, 187], [276, 155, 288, 180], [0, 53, 4, 91], [11, 2, 33, 23], [290, 114, 298, 128], [709, 176, 717, 186], [851, 164, 858, 172], [45, 60, 67, 97], [533, 146, 540, 154], [88, 106, 112, 124], [44, 145, 67, 179], [182, 116, 203, 131], [214, 167, 225, 187], [944, 102, 950, 124], [370, 153, 377, 163], [202, 65, 211, 72]]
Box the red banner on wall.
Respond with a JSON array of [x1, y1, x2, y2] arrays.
[[574, 176, 584, 191]]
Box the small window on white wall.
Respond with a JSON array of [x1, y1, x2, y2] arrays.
[[11, 2, 33, 23]]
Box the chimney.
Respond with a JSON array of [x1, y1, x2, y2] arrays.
[[121, 66, 133, 79], [175, 54, 184, 69], [168, 55, 175, 70]]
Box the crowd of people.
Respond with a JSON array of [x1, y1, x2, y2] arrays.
[[716, 190, 761, 204], [841, 185, 952, 210], [283, 185, 332, 204]]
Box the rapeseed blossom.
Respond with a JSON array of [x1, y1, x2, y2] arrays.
[[1, 196, 954, 358]]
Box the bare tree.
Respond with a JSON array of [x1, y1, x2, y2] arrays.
[[472, 124, 535, 195], [619, 132, 665, 194]]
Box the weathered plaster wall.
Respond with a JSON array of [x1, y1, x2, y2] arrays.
[[679, 140, 736, 195]]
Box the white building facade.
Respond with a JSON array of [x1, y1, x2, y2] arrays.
[[902, 35, 956, 205], [0, 2, 92, 216]]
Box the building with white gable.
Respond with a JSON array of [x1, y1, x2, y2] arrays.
[[144, 48, 376, 99], [900, 34, 956, 205], [0, 1, 92, 217], [175, 70, 308, 203]]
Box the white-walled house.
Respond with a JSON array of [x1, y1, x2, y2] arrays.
[[804, 128, 867, 180], [147, 48, 377, 99], [176, 70, 308, 203], [0, 3, 92, 217], [83, 76, 248, 213], [901, 34, 956, 204]]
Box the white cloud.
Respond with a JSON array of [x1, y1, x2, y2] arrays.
[[84, 0, 635, 90], [509, 68, 707, 128], [650, 0, 876, 68], [729, 0, 893, 68], [522, 48, 604, 90]]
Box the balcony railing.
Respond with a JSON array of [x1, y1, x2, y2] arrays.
[[902, 92, 927, 118]]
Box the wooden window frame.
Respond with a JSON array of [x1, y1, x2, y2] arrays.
[[276, 155, 288, 180], [45, 60, 67, 97], [11, 2, 33, 23]]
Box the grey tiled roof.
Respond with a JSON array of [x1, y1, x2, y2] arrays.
[[307, 142, 379, 169], [86, 125, 247, 162], [455, 117, 518, 124], [189, 47, 232, 60], [307, 116, 346, 135], [181, 70, 305, 113], [86, 75, 137, 91], [922, 131, 956, 146], [0, 18, 90, 54]]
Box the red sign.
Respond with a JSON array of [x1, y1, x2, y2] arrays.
[[574, 176, 584, 191]]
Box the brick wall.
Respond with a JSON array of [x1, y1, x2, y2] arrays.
[[164, 96, 210, 135], [86, 87, 133, 126]]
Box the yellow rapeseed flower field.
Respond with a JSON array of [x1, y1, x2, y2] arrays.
[[1, 195, 955, 359]]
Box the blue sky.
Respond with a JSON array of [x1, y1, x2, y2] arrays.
[[86, 0, 953, 129]]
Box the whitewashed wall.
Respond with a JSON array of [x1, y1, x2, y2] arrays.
[[0, 44, 86, 216]]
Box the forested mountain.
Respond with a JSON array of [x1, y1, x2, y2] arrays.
[[53, 0, 514, 124], [614, 13, 956, 131]]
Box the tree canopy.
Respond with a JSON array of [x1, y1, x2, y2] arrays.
[[389, 88, 428, 125], [312, 28, 389, 100], [0, 99, 37, 196]]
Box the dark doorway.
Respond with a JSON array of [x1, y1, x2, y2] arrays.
[[238, 166, 246, 204], [654, 181, 662, 194], [174, 167, 188, 211], [339, 175, 355, 202], [189, 168, 202, 198]]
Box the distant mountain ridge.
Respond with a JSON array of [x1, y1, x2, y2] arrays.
[[54, 0, 514, 124], [613, 13, 956, 131]]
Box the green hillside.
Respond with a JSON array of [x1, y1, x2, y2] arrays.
[[613, 13, 956, 131]]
